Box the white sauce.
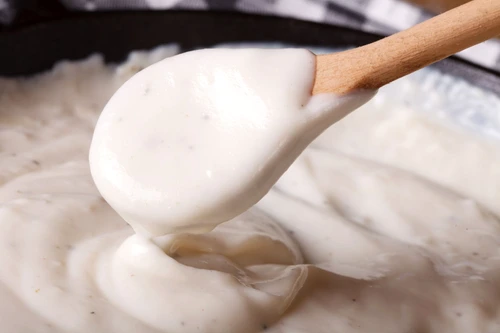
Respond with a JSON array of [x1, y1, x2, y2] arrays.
[[1, 46, 500, 333], [89, 48, 373, 235]]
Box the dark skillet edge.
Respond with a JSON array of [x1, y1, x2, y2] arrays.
[[0, 10, 499, 96]]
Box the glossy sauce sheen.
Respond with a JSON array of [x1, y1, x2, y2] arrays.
[[1, 46, 500, 333], [89, 48, 374, 236]]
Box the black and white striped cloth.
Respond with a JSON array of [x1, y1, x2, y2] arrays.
[[2, 0, 500, 71]]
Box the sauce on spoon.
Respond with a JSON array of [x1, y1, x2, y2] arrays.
[[89, 48, 374, 236]]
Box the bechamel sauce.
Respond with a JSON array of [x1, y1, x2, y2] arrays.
[[89, 48, 374, 236], [1, 46, 500, 333]]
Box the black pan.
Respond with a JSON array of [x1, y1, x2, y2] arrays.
[[0, 10, 499, 95]]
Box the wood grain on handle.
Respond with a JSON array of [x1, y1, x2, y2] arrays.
[[313, 0, 500, 95]]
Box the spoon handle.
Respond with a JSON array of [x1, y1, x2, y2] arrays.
[[313, 0, 500, 95]]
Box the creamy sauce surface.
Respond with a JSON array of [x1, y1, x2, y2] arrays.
[[1, 46, 500, 333], [89, 48, 373, 235]]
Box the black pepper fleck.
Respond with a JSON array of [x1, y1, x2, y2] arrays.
[[90, 312, 95, 315], [473, 252, 479, 256], [456, 312, 462, 317], [32, 160, 40, 166], [261, 324, 268, 330], [352, 298, 356, 302]]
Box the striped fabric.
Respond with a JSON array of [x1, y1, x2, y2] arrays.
[[2, 0, 500, 71]]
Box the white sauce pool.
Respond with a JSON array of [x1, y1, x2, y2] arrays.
[[1, 45, 500, 333]]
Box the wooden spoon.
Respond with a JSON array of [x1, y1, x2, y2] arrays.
[[313, 0, 500, 95]]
